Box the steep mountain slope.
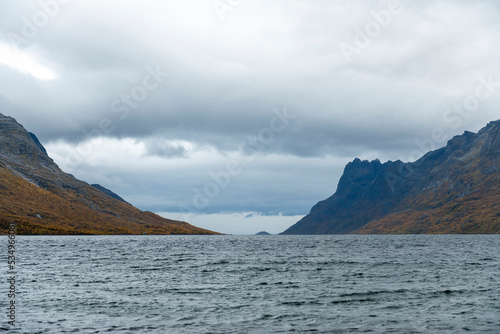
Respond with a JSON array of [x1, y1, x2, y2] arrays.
[[282, 120, 500, 234], [91, 184, 129, 204], [0, 113, 218, 235]]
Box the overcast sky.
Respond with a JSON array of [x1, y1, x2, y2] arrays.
[[1, 0, 499, 234]]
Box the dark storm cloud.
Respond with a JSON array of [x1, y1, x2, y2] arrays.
[[2, 0, 499, 160]]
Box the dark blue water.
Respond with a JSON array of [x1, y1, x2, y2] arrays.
[[2, 235, 499, 333]]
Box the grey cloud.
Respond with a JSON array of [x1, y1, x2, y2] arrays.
[[4, 0, 499, 158], [144, 141, 188, 159]]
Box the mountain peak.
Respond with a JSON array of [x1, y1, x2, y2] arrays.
[[0, 113, 56, 170]]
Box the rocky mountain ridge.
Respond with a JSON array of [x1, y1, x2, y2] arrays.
[[0, 113, 218, 235], [282, 120, 500, 234]]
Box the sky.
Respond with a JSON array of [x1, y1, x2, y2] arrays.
[[0, 0, 499, 234]]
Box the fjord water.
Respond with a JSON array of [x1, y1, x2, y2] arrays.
[[7, 235, 500, 333]]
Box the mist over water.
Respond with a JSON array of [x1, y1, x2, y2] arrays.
[[7, 235, 500, 333]]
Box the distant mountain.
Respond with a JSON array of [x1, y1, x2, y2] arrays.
[[282, 120, 500, 234], [0, 113, 219, 235], [255, 231, 271, 235]]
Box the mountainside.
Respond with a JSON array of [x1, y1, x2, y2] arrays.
[[283, 120, 500, 234], [0, 113, 218, 235], [91, 184, 129, 204]]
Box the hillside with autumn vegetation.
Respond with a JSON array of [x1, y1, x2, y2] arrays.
[[0, 113, 219, 235], [282, 120, 500, 234]]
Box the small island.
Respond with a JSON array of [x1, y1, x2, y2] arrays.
[[255, 231, 272, 235]]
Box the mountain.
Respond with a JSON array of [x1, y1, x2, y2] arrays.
[[0, 113, 218, 235], [282, 120, 500, 234], [91, 184, 129, 204]]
